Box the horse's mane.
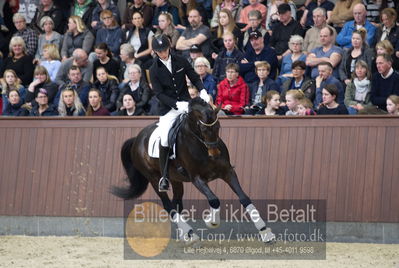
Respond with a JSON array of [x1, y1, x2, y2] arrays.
[[188, 97, 209, 112]]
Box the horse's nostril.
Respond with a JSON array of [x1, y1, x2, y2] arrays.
[[208, 148, 221, 157]]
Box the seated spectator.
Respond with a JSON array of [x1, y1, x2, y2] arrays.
[[1, 36, 35, 87], [119, 43, 142, 86], [122, 11, 154, 68], [187, 45, 204, 67], [176, 9, 212, 59], [344, 60, 373, 114], [339, 28, 375, 85], [211, 0, 242, 29], [155, 12, 180, 49], [61, 15, 95, 61], [300, 0, 334, 29], [306, 26, 343, 79], [93, 66, 119, 112], [363, 0, 395, 24], [114, 92, 145, 116], [242, 10, 270, 52], [86, 88, 110, 115], [188, 85, 200, 98], [178, 0, 208, 29], [12, 13, 38, 57], [374, 8, 399, 68], [266, 0, 297, 32], [29, 88, 59, 116], [91, 0, 121, 31], [329, 0, 361, 29], [303, 7, 337, 53], [70, 0, 97, 31], [152, 0, 180, 27], [216, 63, 249, 115], [375, 40, 398, 69], [386, 95, 399, 115], [297, 97, 317, 115], [280, 60, 316, 103], [269, 3, 305, 60], [117, 64, 152, 113], [31, 0, 65, 34], [0, 69, 26, 113], [55, 48, 93, 87], [285, 89, 305, 115], [314, 61, 345, 107], [239, 0, 267, 31], [34, 16, 63, 63], [122, 0, 153, 29], [26, 65, 58, 106], [3, 89, 29, 116], [278, 35, 307, 85], [57, 87, 86, 116], [55, 65, 91, 107], [40, 44, 62, 82], [92, 43, 119, 78], [317, 84, 349, 114], [370, 54, 399, 111], [194, 57, 217, 100], [240, 30, 278, 83], [245, 61, 279, 115], [212, 8, 243, 51], [336, 3, 376, 48], [256, 90, 286, 115], [212, 32, 244, 83], [95, 10, 122, 59]]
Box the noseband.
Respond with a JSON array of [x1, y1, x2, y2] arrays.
[[189, 116, 219, 148]]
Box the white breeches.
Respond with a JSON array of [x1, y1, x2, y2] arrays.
[[159, 108, 183, 147]]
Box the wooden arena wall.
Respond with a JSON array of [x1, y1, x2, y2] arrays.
[[0, 116, 398, 223]]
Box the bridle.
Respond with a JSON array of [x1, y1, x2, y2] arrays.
[[188, 115, 220, 148]]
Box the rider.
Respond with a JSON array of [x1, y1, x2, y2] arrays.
[[150, 34, 210, 192]]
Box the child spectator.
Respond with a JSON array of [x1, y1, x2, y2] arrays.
[[86, 88, 110, 116], [0, 69, 26, 113], [216, 63, 249, 115], [188, 85, 200, 99], [386, 95, 399, 115], [245, 61, 279, 115], [256, 90, 286, 115], [297, 97, 317, 115], [285, 89, 305, 115], [57, 88, 86, 116], [318, 84, 349, 114]]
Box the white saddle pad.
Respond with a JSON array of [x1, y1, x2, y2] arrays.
[[148, 126, 176, 159]]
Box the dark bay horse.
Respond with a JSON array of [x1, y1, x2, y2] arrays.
[[112, 97, 275, 242]]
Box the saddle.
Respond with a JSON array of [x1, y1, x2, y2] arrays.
[[148, 114, 186, 159]]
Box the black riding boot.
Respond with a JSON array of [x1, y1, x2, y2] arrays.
[[158, 145, 170, 192]]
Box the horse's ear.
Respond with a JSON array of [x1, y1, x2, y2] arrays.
[[214, 104, 222, 114]]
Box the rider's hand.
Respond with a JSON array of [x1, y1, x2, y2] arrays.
[[176, 101, 189, 113], [199, 89, 210, 103]]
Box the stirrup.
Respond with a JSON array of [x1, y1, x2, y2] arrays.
[[158, 177, 169, 192]]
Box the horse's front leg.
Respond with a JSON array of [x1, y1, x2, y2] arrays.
[[192, 176, 221, 228], [224, 169, 275, 243]]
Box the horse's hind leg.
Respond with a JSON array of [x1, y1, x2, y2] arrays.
[[192, 176, 221, 228], [224, 170, 275, 243]]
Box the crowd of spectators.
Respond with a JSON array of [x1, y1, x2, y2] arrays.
[[0, 0, 399, 117]]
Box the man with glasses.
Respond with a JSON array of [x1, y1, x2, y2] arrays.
[[150, 34, 210, 192], [12, 13, 38, 56], [55, 48, 93, 87]]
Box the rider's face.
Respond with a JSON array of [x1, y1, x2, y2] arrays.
[[155, 49, 170, 61]]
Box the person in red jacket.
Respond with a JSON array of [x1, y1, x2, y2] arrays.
[[216, 63, 249, 115]]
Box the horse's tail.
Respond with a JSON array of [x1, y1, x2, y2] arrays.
[[111, 137, 149, 200]]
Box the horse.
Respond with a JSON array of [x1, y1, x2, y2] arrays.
[[112, 97, 275, 243]]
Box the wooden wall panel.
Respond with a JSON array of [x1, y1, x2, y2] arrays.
[[0, 116, 398, 222]]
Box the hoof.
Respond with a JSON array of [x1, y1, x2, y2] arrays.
[[205, 220, 220, 229], [260, 228, 276, 243], [180, 229, 200, 245]]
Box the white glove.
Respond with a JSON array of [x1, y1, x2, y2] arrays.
[[176, 101, 189, 113], [200, 89, 210, 103]]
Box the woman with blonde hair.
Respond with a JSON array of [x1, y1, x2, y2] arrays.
[[155, 12, 180, 49], [58, 87, 86, 116], [0, 36, 35, 86], [214, 8, 243, 51], [26, 65, 59, 106], [40, 44, 62, 82], [61, 15, 95, 61], [34, 16, 63, 63], [0, 69, 26, 113], [386, 95, 399, 115]]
